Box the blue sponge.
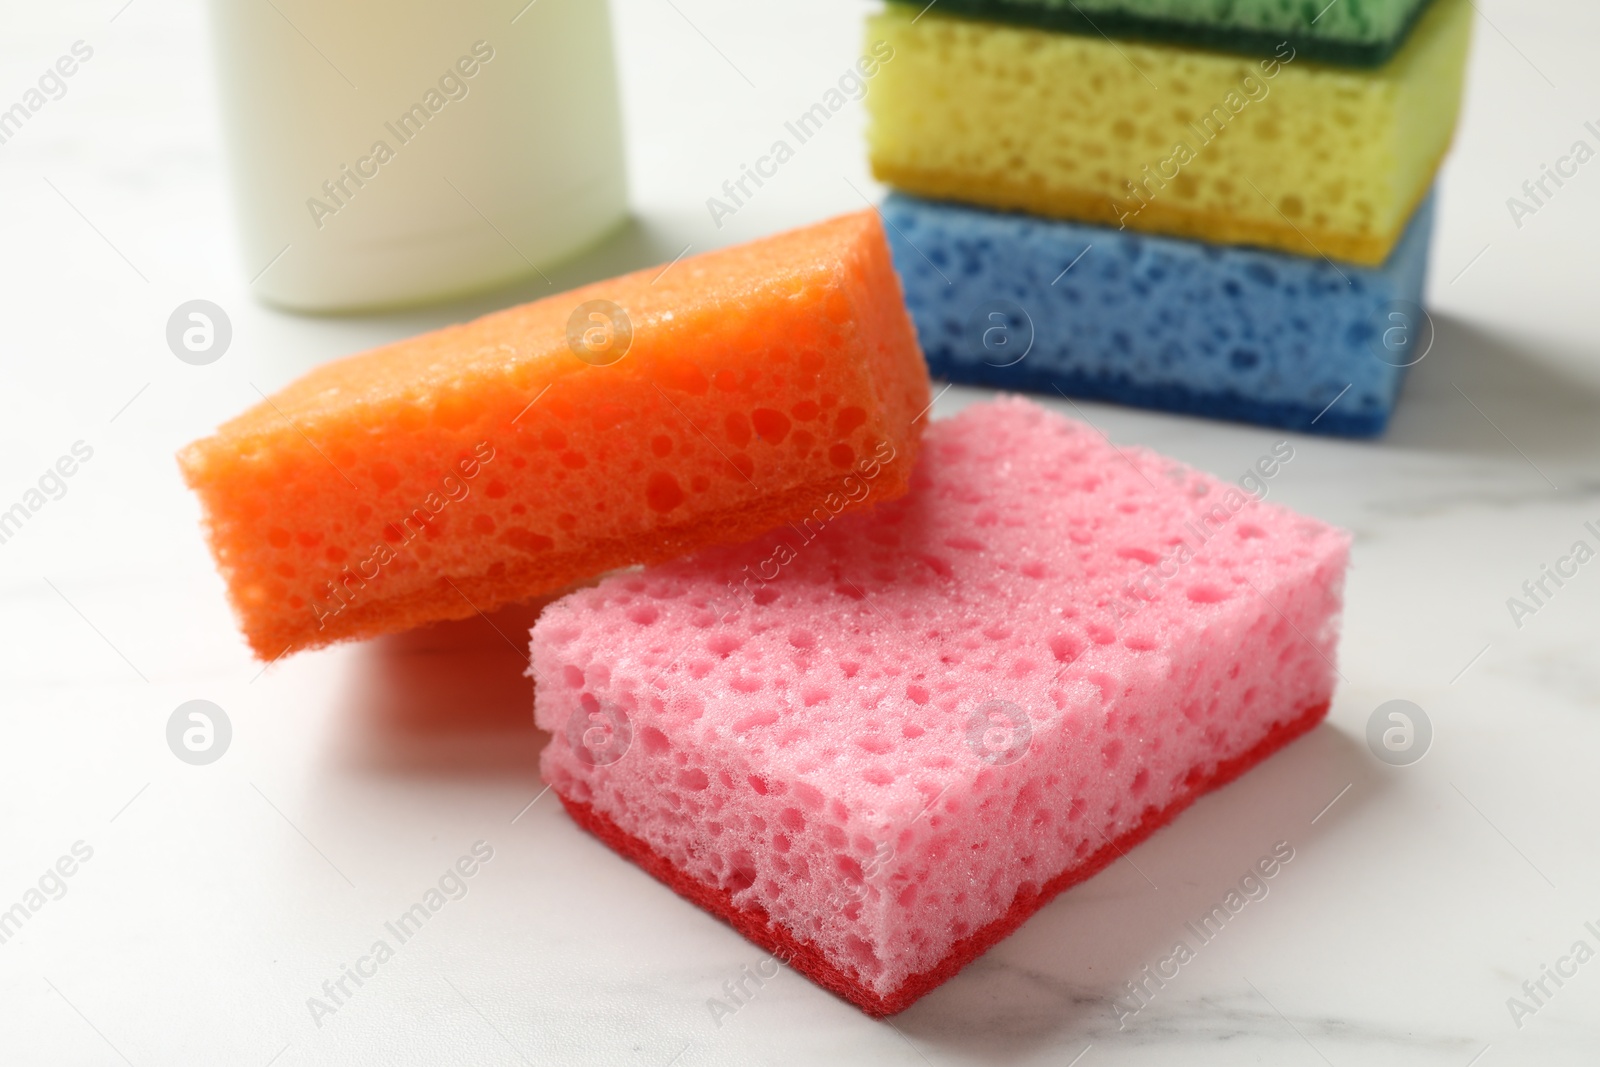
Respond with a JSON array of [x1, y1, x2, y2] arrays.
[[882, 192, 1436, 437]]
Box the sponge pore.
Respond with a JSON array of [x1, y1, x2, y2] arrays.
[[866, 0, 1471, 266], [533, 398, 1349, 1014]]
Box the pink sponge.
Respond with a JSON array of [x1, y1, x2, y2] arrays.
[[531, 397, 1349, 1014]]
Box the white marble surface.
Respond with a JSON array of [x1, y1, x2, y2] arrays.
[[3, 1, 1599, 1064]]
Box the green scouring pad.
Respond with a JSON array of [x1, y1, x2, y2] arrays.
[[893, 0, 1437, 67]]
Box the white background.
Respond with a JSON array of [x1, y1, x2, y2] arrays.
[[2, 0, 1599, 1064]]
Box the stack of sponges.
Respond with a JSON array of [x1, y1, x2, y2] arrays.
[[182, 211, 1357, 1015], [866, 0, 1472, 436]]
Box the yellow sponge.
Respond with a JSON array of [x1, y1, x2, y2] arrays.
[[866, 0, 1470, 265]]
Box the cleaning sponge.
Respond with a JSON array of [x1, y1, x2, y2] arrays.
[[533, 398, 1349, 1014], [882, 190, 1435, 436], [866, 0, 1470, 265], [893, 0, 1437, 67], [179, 211, 930, 659]]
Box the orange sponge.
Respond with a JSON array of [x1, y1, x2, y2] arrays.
[[179, 211, 930, 659]]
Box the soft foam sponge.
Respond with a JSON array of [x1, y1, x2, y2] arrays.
[[533, 398, 1349, 1014], [883, 191, 1435, 437], [179, 212, 930, 659], [892, 0, 1436, 67], [867, 0, 1470, 266]]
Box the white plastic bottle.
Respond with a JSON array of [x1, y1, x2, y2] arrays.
[[208, 0, 628, 312]]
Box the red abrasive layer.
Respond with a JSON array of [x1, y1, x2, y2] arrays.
[[557, 697, 1327, 1015]]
